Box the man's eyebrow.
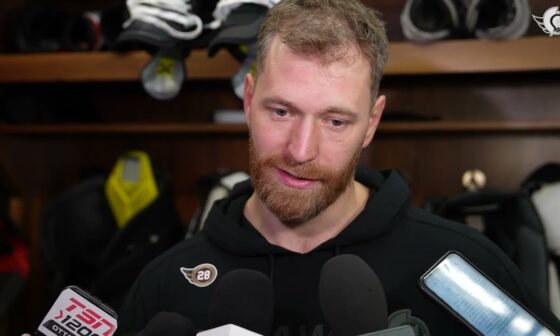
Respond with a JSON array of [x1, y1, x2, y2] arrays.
[[262, 97, 358, 120], [262, 97, 300, 111], [321, 107, 359, 121]]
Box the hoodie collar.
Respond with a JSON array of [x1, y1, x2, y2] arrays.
[[203, 166, 411, 256]]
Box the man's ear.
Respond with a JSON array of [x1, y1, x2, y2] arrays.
[[243, 73, 255, 128], [362, 95, 386, 148]]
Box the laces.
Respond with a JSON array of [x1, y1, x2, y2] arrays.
[[124, 0, 203, 40], [212, 0, 279, 24]]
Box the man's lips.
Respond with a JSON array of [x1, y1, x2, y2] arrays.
[[276, 168, 318, 189]]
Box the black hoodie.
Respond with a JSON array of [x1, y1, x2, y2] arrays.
[[118, 166, 560, 335]]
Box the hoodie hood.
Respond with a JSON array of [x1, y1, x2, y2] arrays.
[[203, 166, 411, 256]]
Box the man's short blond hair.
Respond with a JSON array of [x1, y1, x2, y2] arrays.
[[255, 0, 388, 96]]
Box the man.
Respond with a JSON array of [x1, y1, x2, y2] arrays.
[[117, 0, 560, 335]]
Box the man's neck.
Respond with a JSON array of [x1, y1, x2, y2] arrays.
[[244, 180, 370, 253]]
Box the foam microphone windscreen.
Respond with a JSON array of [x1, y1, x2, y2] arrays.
[[208, 269, 274, 335], [319, 254, 388, 336], [138, 311, 197, 336]]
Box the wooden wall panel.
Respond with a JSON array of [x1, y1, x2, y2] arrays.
[[381, 73, 560, 121], [368, 133, 560, 205]]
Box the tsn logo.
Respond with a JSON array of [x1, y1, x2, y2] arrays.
[[38, 287, 118, 336], [55, 297, 115, 336]]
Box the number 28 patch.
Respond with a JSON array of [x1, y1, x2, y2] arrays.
[[180, 263, 218, 287]]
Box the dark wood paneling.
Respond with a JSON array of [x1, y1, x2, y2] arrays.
[[381, 72, 560, 121], [368, 134, 560, 205]]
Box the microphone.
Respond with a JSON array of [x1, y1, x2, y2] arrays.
[[206, 269, 274, 335], [35, 285, 118, 336], [137, 311, 197, 336], [319, 254, 388, 336], [319, 254, 417, 336], [197, 324, 262, 336]]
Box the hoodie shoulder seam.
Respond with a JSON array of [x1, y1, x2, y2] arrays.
[[403, 210, 504, 253], [139, 235, 209, 275], [402, 209, 531, 302]]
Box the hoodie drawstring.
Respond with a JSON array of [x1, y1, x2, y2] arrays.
[[268, 254, 275, 281]]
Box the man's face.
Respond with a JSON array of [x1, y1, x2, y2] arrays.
[[243, 37, 385, 225]]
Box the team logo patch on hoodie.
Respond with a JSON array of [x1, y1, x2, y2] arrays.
[[180, 263, 218, 287]]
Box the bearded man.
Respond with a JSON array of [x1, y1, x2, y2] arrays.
[[117, 0, 560, 335]]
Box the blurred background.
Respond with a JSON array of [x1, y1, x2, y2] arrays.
[[0, 0, 559, 334]]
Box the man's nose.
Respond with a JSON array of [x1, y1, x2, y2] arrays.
[[286, 118, 319, 164]]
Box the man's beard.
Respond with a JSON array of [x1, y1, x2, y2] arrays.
[[249, 139, 361, 226]]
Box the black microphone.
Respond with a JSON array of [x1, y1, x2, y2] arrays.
[[319, 254, 388, 336], [207, 269, 274, 335], [320, 255, 421, 335], [138, 311, 197, 336], [35, 285, 118, 336]]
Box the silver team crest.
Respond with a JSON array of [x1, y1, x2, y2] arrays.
[[180, 263, 218, 287], [532, 6, 560, 36]]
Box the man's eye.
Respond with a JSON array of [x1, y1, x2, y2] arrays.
[[329, 119, 346, 127], [273, 109, 288, 117]]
